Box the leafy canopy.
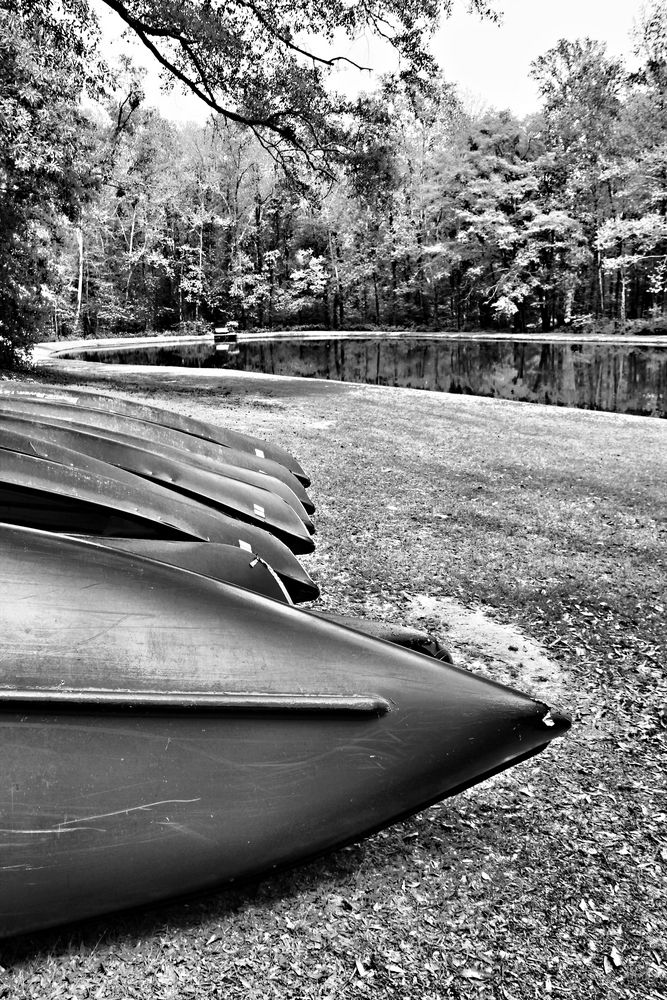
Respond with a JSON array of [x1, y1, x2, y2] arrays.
[[96, 0, 498, 176], [0, 0, 100, 365]]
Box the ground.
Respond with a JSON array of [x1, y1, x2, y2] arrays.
[[1, 364, 665, 1000]]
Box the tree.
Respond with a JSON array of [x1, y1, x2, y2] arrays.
[[47, 0, 499, 182], [0, 0, 505, 363], [0, 0, 99, 365], [588, 2, 667, 322], [530, 39, 627, 319], [623, 1, 667, 218], [427, 110, 540, 329]]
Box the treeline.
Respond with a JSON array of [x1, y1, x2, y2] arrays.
[[3, 2, 667, 365]]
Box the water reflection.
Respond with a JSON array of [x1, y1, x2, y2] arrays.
[[229, 338, 666, 418], [69, 336, 666, 418]]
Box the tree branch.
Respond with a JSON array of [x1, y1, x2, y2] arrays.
[[232, 0, 373, 71], [99, 0, 300, 138]]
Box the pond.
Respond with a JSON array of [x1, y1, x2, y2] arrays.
[[64, 335, 667, 418]]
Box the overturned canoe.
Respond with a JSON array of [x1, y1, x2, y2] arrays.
[[0, 396, 313, 509], [0, 525, 569, 938], [79, 537, 294, 602], [0, 423, 314, 547], [0, 448, 318, 600], [0, 383, 310, 484], [93, 537, 453, 658], [0, 412, 314, 526]]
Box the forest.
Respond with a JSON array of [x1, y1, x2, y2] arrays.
[[2, 0, 667, 367]]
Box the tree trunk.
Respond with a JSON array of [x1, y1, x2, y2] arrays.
[[125, 205, 137, 303], [619, 269, 627, 326], [596, 248, 605, 318], [329, 231, 344, 329], [373, 271, 381, 324], [74, 227, 84, 333], [197, 210, 204, 323]]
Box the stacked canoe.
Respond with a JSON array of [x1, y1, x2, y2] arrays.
[[0, 382, 570, 938], [0, 383, 318, 601]]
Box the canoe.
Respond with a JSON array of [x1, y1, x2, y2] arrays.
[[0, 448, 318, 601], [0, 422, 314, 546], [0, 383, 310, 484], [93, 537, 453, 659], [78, 538, 294, 602], [0, 525, 570, 938], [309, 611, 454, 661], [0, 397, 314, 509], [0, 412, 314, 526]]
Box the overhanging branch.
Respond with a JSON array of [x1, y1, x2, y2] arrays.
[[99, 0, 302, 139]]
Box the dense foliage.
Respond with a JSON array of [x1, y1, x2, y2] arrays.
[[95, 0, 497, 177], [0, 0, 499, 355], [0, 0, 99, 364], [3, 0, 667, 349]]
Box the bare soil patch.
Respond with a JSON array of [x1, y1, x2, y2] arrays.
[[407, 594, 568, 702]]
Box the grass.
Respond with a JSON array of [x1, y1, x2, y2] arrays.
[[1, 369, 665, 1000]]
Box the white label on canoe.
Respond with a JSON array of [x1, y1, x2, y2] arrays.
[[255, 448, 265, 458], [238, 539, 253, 551], [253, 504, 266, 519]]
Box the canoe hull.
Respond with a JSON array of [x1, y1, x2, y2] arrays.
[[74, 538, 292, 601], [0, 424, 314, 550], [0, 449, 318, 599], [0, 526, 569, 938], [0, 411, 314, 522], [0, 396, 312, 500], [1, 703, 556, 938], [0, 382, 310, 483]]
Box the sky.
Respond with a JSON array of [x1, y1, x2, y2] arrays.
[[433, 0, 643, 116], [91, 0, 647, 123]]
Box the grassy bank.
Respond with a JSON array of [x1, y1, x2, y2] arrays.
[[1, 370, 665, 1000]]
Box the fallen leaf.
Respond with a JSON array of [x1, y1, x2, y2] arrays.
[[461, 968, 487, 980]]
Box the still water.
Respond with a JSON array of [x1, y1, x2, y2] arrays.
[[235, 337, 666, 416], [69, 335, 667, 418]]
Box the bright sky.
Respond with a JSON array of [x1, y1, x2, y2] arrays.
[[434, 0, 643, 116], [91, 0, 647, 123]]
